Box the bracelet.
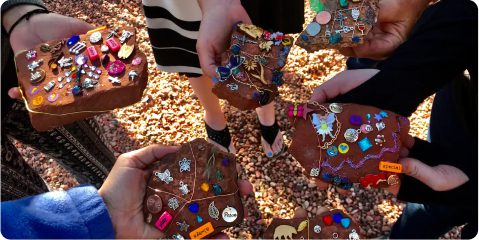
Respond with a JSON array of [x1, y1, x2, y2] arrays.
[[6, 8, 50, 37]]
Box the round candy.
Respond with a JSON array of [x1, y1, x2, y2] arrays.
[[132, 56, 142, 66], [146, 194, 163, 214], [326, 146, 338, 157], [89, 31, 102, 44], [338, 143, 349, 154], [314, 225, 322, 233], [47, 93, 59, 102], [32, 95, 44, 106], [222, 206, 238, 223], [75, 54, 88, 65], [100, 44, 109, 53], [106, 60, 126, 76], [344, 128, 359, 142], [305, 22, 321, 36], [316, 11, 332, 25]]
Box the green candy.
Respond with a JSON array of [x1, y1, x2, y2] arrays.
[[310, 0, 324, 13], [339, 0, 348, 8]]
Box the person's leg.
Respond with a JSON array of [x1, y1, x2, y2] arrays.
[[256, 102, 284, 157], [3, 102, 115, 188], [188, 75, 235, 153], [389, 202, 470, 239]]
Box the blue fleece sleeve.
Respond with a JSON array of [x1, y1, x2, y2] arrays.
[[1, 185, 114, 239]]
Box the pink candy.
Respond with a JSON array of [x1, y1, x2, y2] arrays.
[[106, 60, 126, 76], [155, 211, 172, 231]]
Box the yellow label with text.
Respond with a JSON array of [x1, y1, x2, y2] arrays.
[[379, 161, 402, 173], [189, 222, 214, 240]]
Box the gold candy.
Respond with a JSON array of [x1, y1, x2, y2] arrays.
[[238, 23, 263, 39]]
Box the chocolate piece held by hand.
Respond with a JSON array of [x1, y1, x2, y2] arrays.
[[212, 23, 293, 110], [288, 102, 410, 189], [15, 27, 147, 131], [263, 209, 363, 239], [296, 0, 379, 52], [143, 139, 244, 239]]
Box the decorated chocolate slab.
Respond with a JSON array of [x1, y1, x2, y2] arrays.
[[288, 102, 410, 189], [296, 0, 379, 51], [263, 209, 363, 239], [143, 139, 244, 239], [14, 26, 148, 131], [212, 23, 292, 110]]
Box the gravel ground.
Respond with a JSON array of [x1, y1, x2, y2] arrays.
[[17, 0, 461, 238]]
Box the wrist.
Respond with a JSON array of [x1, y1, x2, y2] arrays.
[[2, 5, 44, 31]]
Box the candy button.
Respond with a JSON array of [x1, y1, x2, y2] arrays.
[[357, 137, 373, 152], [350, 115, 362, 125], [200, 182, 210, 192], [315, 11, 332, 25], [32, 95, 44, 106], [47, 93, 59, 102], [67, 35, 80, 47], [341, 218, 351, 228], [155, 211, 173, 231], [222, 206, 238, 223], [132, 56, 142, 66], [332, 213, 342, 223], [189, 222, 214, 240], [306, 22, 321, 36], [147, 194, 163, 214], [29, 86, 40, 95], [326, 146, 338, 157], [212, 184, 222, 195], [188, 202, 199, 213], [222, 157, 230, 167], [323, 215, 333, 225], [338, 143, 349, 154]]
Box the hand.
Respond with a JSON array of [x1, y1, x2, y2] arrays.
[[197, 0, 252, 77], [98, 144, 253, 238], [310, 69, 469, 195], [339, 0, 431, 59], [3, 6, 92, 99]]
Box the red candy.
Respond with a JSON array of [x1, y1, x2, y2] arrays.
[[105, 38, 120, 52], [86, 46, 99, 61], [323, 215, 333, 225]]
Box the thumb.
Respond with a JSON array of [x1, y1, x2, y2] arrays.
[[67, 17, 93, 35], [118, 145, 179, 169], [400, 158, 469, 191], [8, 87, 21, 100], [197, 39, 219, 78], [310, 69, 380, 103]]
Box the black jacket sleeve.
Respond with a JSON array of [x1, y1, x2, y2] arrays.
[[330, 0, 477, 206]]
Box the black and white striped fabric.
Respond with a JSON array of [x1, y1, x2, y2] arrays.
[[142, 0, 203, 77]]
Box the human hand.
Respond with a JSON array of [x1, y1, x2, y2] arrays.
[[339, 0, 431, 59], [98, 144, 253, 238], [310, 69, 469, 195], [197, 0, 252, 77], [3, 6, 92, 99]]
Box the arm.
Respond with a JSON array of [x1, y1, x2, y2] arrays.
[[1, 185, 115, 239]]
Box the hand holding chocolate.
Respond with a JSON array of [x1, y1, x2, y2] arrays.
[[15, 26, 148, 131], [263, 209, 362, 239], [212, 23, 293, 110], [143, 139, 244, 239], [296, 0, 379, 51], [288, 102, 410, 189]]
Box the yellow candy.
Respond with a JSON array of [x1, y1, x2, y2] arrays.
[[200, 183, 210, 192]]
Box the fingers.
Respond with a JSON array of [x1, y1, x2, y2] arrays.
[[67, 17, 93, 35], [400, 158, 469, 191], [238, 180, 253, 196], [119, 145, 179, 169], [310, 69, 380, 103], [8, 87, 21, 100], [197, 40, 218, 77], [399, 147, 409, 158]]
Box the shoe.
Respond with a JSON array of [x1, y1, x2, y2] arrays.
[[205, 122, 235, 153], [259, 120, 286, 158]]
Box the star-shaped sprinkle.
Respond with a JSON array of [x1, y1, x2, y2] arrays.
[[177, 220, 189, 232], [374, 114, 383, 121], [379, 111, 389, 118]]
